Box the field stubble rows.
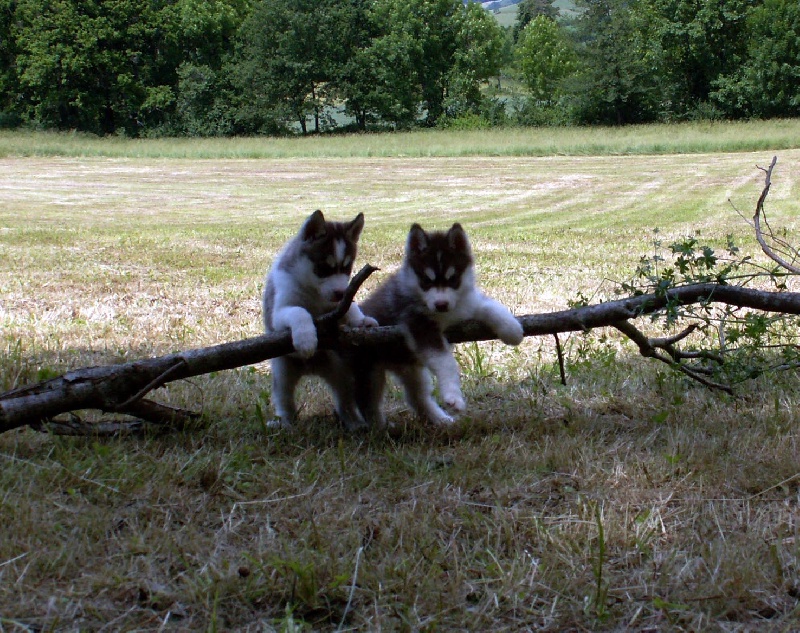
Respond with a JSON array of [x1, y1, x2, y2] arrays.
[[1, 149, 800, 630]]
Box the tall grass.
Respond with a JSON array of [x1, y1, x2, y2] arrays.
[[2, 118, 800, 159]]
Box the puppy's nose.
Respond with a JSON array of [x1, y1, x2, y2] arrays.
[[331, 290, 345, 302], [434, 300, 449, 313]]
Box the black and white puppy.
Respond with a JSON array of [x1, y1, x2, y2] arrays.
[[356, 223, 524, 426], [262, 210, 377, 430]]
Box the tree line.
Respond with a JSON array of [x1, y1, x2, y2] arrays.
[[0, 0, 797, 137]]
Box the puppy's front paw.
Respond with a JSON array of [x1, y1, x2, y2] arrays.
[[291, 326, 317, 358], [442, 389, 466, 413], [346, 313, 379, 328], [496, 318, 524, 346], [361, 316, 379, 328]]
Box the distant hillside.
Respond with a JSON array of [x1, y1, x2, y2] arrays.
[[482, 0, 579, 29], [480, 0, 519, 10]]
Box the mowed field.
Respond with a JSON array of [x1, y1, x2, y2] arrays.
[[2, 126, 800, 630]]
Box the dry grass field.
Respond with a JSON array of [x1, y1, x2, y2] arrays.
[[2, 129, 800, 631]]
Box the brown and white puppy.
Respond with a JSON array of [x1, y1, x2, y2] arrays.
[[262, 210, 377, 430], [355, 223, 523, 426]]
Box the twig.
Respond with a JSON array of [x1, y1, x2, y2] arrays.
[[114, 359, 188, 409], [317, 264, 379, 334], [753, 156, 800, 274], [612, 320, 732, 393], [338, 546, 364, 631], [554, 334, 566, 385], [747, 471, 800, 500], [120, 399, 200, 427], [0, 552, 27, 568]]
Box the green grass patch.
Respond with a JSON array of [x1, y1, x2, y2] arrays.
[[2, 118, 800, 159]]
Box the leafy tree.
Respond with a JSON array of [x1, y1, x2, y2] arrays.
[[14, 0, 133, 133], [0, 0, 19, 124], [174, 62, 240, 136], [447, 1, 506, 117], [334, 0, 417, 129], [176, 0, 247, 68], [9, 0, 244, 135], [513, 0, 559, 42], [567, 0, 661, 124], [372, 0, 461, 125], [321, 0, 390, 131], [366, 0, 504, 126], [515, 15, 578, 102], [169, 0, 248, 135], [711, 0, 800, 119], [232, 0, 350, 134], [560, 0, 759, 124], [642, 0, 751, 119]]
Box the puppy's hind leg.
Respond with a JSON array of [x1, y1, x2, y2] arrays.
[[269, 356, 302, 429], [319, 355, 369, 432], [355, 364, 388, 428]]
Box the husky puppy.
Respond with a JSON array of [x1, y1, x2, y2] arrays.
[[262, 209, 377, 430], [356, 223, 524, 426]]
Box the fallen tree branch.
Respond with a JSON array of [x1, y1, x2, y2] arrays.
[[3, 279, 800, 435]]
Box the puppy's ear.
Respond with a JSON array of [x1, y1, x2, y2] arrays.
[[407, 223, 428, 254], [447, 223, 470, 253], [346, 212, 365, 242], [302, 210, 327, 241]]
